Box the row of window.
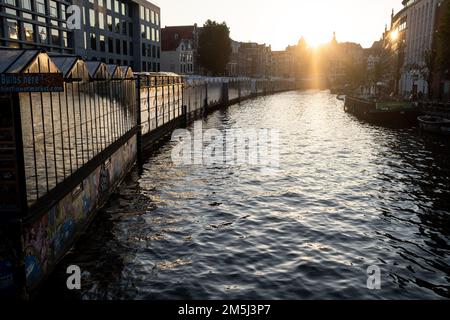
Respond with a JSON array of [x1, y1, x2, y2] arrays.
[[142, 61, 160, 72], [181, 63, 193, 74], [141, 43, 160, 59], [2, 17, 70, 47], [3, 0, 66, 20], [140, 24, 159, 42], [139, 4, 159, 26], [89, 0, 129, 18], [87, 33, 132, 55], [2, 4, 68, 28], [86, 11, 160, 43]]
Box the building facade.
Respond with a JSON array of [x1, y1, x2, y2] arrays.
[[271, 50, 295, 78], [225, 39, 240, 76], [324, 34, 364, 86], [0, 0, 161, 71], [160, 25, 197, 75], [388, 0, 444, 95], [237, 42, 272, 78]]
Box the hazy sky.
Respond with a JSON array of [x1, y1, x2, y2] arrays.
[[153, 0, 404, 50]]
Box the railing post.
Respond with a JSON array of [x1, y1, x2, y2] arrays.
[[204, 82, 208, 115], [155, 76, 158, 129], [223, 82, 229, 106], [135, 76, 143, 167]]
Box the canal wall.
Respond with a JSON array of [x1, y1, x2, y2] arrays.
[[0, 49, 298, 298]]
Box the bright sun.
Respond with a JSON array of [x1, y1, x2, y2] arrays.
[[304, 28, 333, 48]]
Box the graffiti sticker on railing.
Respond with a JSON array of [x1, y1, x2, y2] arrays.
[[0, 73, 64, 93]]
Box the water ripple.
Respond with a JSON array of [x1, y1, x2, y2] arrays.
[[39, 91, 450, 300]]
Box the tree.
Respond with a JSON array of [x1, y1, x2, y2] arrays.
[[436, 0, 450, 73], [422, 49, 436, 99], [198, 20, 232, 76]]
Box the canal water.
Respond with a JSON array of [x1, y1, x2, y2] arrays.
[[39, 90, 450, 300]]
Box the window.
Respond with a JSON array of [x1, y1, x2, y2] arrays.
[[5, 7, 16, 16], [155, 13, 159, 26], [63, 31, 68, 47], [151, 11, 155, 24], [156, 29, 160, 42], [123, 40, 127, 55], [141, 24, 145, 38], [122, 21, 127, 35], [49, 1, 58, 18], [121, 2, 126, 16], [100, 35, 105, 52], [129, 22, 133, 37], [129, 42, 133, 56], [107, 0, 111, 10], [36, 0, 46, 14], [114, 0, 119, 13], [115, 18, 120, 33], [116, 38, 120, 54], [38, 25, 47, 43], [140, 6, 144, 20], [23, 22, 34, 41], [61, 4, 66, 20], [90, 33, 97, 50], [89, 9, 96, 27], [23, 12, 32, 20], [98, 0, 103, 7], [7, 19, 19, 40], [51, 28, 60, 45], [146, 26, 150, 39], [151, 28, 155, 41], [5, 0, 15, 5], [142, 43, 146, 56], [21, 0, 31, 10], [108, 37, 113, 53], [99, 14, 104, 29], [107, 15, 112, 31], [145, 8, 149, 22]]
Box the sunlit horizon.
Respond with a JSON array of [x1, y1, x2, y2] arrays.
[[154, 0, 404, 50]]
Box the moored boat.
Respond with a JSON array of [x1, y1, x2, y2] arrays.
[[418, 115, 450, 134], [344, 96, 420, 127]]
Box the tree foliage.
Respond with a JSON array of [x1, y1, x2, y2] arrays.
[[344, 62, 367, 90], [198, 20, 232, 76]]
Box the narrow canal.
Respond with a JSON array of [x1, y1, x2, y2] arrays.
[[39, 90, 450, 300]]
